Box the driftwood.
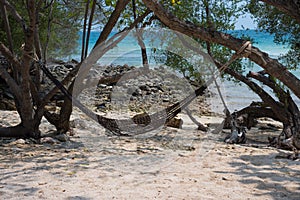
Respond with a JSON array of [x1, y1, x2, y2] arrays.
[[224, 112, 247, 144], [185, 108, 208, 131]]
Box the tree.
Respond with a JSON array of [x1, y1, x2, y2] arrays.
[[247, 0, 300, 68], [46, 0, 132, 133], [0, 0, 152, 137], [0, 0, 83, 59], [141, 0, 300, 152], [153, 0, 246, 82], [256, 0, 300, 24], [0, 0, 41, 137], [0, 0, 127, 137]]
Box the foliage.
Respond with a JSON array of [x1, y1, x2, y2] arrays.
[[247, 0, 300, 69], [152, 0, 246, 82], [0, 0, 83, 59], [154, 49, 205, 83], [103, 0, 149, 29]]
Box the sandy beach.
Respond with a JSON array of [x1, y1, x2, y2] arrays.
[[0, 105, 299, 199], [1, 0, 300, 198]]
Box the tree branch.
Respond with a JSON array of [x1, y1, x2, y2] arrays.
[[210, 57, 290, 125], [0, 0, 14, 53], [236, 104, 280, 122], [247, 71, 300, 123], [2, 0, 27, 31], [142, 0, 300, 99], [0, 43, 22, 71], [41, 9, 151, 109], [93, 0, 130, 48], [259, 0, 300, 24], [0, 63, 21, 101], [81, 0, 90, 61], [84, 0, 96, 58]]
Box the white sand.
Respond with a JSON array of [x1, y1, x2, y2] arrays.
[[0, 110, 299, 199]]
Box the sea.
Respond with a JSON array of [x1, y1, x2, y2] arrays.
[[71, 29, 299, 112]]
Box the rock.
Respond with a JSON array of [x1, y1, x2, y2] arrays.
[[14, 139, 26, 145], [145, 81, 153, 87], [55, 134, 69, 142], [64, 64, 74, 69], [132, 88, 142, 96], [162, 97, 170, 102], [72, 118, 88, 129], [127, 87, 136, 95], [40, 137, 58, 144], [96, 103, 106, 109], [150, 87, 159, 93], [130, 96, 138, 101], [166, 117, 183, 129], [146, 91, 153, 95], [139, 85, 151, 91], [98, 84, 107, 88]]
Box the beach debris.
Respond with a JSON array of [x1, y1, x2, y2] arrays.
[[224, 112, 247, 144], [40, 137, 59, 144], [15, 138, 26, 144], [165, 117, 183, 129], [54, 133, 69, 142]]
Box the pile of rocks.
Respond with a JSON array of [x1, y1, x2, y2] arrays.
[[42, 60, 77, 91], [0, 60, 212, 117], [79, 65, 198, 114]]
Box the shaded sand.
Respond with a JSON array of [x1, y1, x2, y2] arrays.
[[0, 110, 299, 199]]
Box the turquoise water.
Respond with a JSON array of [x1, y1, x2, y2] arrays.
[[75, 30, 299, 111], [228, 30, 290, 57], [76, 29, 290, 64]]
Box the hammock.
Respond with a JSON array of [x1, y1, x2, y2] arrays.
[[41, 41, 251, 136]]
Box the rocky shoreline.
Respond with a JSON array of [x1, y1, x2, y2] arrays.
[[82, 64, 211, 114], [0, 61, 214, 117], [40, 62, 214, 117]]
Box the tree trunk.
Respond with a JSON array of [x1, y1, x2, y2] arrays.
[[132, 0, 149, 67], [0, 124, 39, 138], [81, 0, 90, 61], [232, 103, 279, 129], [17, 0, 36, 134], [93, 0, 130, 48], [0, 0, 43, 138], [46, 0, 132, 134], [55, 82, 74, 133], [84, 0, 96, 59]]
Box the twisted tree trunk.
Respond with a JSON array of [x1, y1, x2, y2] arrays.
[[0, 0, 43, 138]]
